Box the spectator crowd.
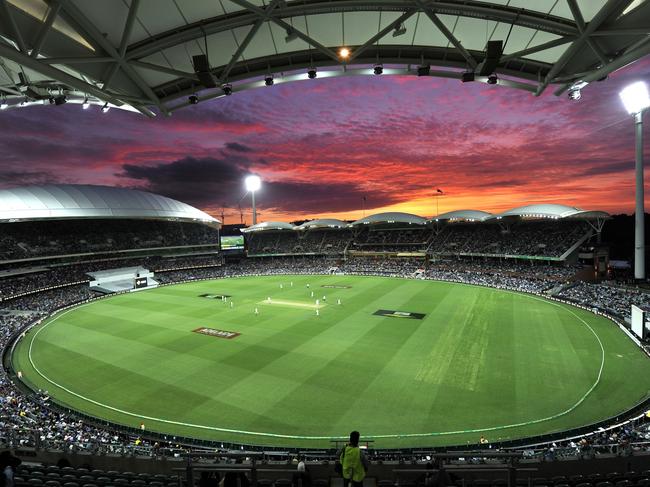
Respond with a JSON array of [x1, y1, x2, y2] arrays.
[[1, 253, 649, 460]]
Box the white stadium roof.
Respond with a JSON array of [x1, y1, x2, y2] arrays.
[[0, 1, 649, 115], [492, 203, 609, 220], [351, 212, 427, 226], [241, 204, 609, 232], [241, 221, 296, 233], [0, 184, 218, 224], [295, 219, 349, 230], [433, 209, 493, 222]]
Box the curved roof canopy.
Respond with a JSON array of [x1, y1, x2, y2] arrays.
[[295, 218, 349, 230], [433, 209, 493, 222], [0, 0, 649, 116], [241, 221, 296, 232], [494, 203, 584, 219], [352, 212, 427, 226], [0, 184, 218, 224]]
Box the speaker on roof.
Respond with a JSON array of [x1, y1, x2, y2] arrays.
[[477, 40, 503, 76], [192, 54, 217, 88]]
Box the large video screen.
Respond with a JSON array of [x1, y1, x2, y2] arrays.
[[220, 235, 244, 250], [632, 304, 645, 339]]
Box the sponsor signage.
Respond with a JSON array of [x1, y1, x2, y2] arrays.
[[200, 294, 232, 299], [193, 327, 240, 339], [373, 309, 425, 320]]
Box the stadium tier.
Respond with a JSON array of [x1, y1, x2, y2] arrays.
[[243, 205, 608, 261], [0, 185, 221, 265]]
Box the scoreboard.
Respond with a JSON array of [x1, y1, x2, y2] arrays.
[[134, 277, 148, 289]]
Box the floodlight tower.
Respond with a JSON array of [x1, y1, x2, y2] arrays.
[[245, 175, 262, 225], [620, 81, 650, 280]]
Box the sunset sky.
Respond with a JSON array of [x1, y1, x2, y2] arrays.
[[0, 56, 649, 224]]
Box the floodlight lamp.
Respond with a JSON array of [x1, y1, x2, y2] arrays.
[[245, 175, 262, 192], [82, 98, 90, 109], [339, 47, 350, 59], [101, 102, 110, 113], [307, 68, 317, 79], [568, 88, 581, 101], [53, 94, 67, 106], [188, 94, 199, 104], [222, 84, 233, 96], [264, 75, 274, 86], [487, 74, 498, 85], [417, 65, 430, 77], [620, 81, 650, 115], [374, 64, 383, 75], [0, 98, 7, 110]]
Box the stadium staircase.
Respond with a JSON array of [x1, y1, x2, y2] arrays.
[[559, 230, 593, 262]]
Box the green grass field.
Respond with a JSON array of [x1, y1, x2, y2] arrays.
[[12, 275, 650, 449]]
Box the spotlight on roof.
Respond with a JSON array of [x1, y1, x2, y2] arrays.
[[82, 98, 90, 109], [222, 84, 232, 96], [245, 174, 262, 192], [0, 99, 7, 110], [373, 64, 383, 75], [339, 47, 350, 59], [461, 71, 475, 83], [567, 88, 581, 101], [620, 81, 650, 115], [264, 75, 274, 86], [417, 65, 430, 77], [101, 103, 110, 113], [392, 23, 407, 37], [53, 94, 67, 105], [307, 68, 317, 79], [487, 74, 498, 85], [285, 27, 298, 43], [188, 94, 199, 104]]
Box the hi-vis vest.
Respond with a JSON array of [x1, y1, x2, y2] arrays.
[[341, 445, 365, 482]]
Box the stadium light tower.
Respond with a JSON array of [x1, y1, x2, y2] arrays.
[[245, 175, 262, 225], [620, 81, 650, 280]]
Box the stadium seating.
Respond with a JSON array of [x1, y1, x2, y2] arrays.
[[2, 252, 650, 481]]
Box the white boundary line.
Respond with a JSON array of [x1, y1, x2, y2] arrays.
[[23, 279, 605, 441]]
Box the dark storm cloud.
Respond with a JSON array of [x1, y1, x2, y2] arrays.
[[225, 142, 254, 153], [119, 156, 398, 213], [579, 160, 633, 177]]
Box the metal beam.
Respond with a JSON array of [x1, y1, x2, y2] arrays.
[[30, 3, 61, 58], [501, 36, 575, 62], [535, 0, 632, 96], [0, 0, 27, 53], [590, 28, 650, 36], [126, 1, 577, 62], [130, 60, 199, 81], [52, 0, 169, 114], [42, 56, 115, 64], [219, 0, 283, 82], [228, 0, 340, 62], [348, 10, 417, 62], [0, 42, 127, 107], [566, 0, 609, 65], [104, 0, 141, 90], [417, 3, 477, 69], [553, 35, 650, 95]]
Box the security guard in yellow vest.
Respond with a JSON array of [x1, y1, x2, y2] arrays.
[[340, 431, 369, 487]]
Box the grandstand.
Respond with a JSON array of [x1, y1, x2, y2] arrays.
[[0, 184, 221, 266], [1, 189, 650, 485], [242, 204, 608, 263]]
